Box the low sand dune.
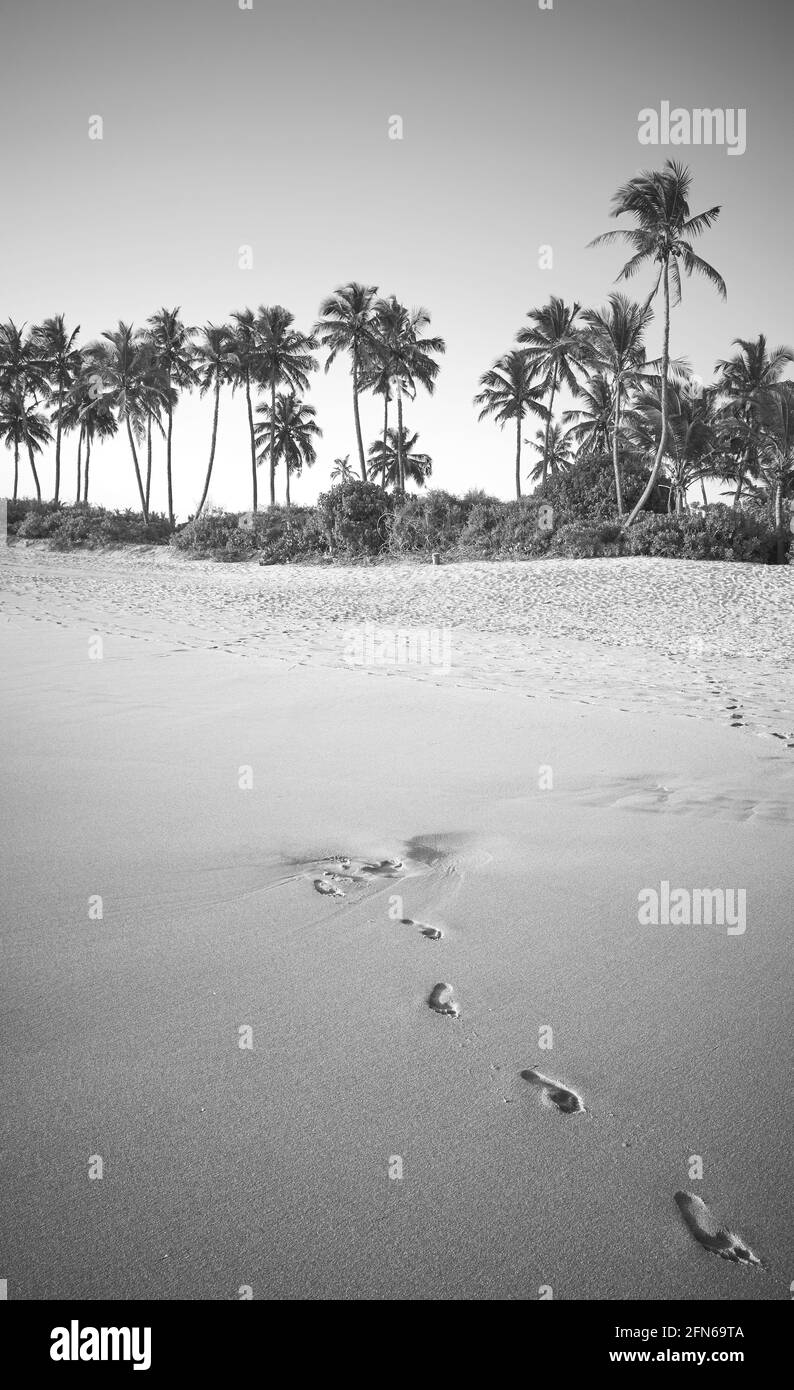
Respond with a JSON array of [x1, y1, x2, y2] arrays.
[[0, 546, 791, 1299]]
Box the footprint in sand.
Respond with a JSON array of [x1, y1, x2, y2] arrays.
[[322, 855, 352, 871], [401, 917, 443, 941], [428, 982, 459, 1016], [521, 1068, 584, 1115], [361, 859, 403, 877], [313, 878, 345, 898], [674, 1192, 764, 1268]]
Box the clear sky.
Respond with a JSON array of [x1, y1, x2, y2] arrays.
[[1, 0, 792, 516]]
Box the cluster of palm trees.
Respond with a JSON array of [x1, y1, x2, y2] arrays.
[[3, 163, 791, 533], [476, 160, 793, 527], [0, 290, 445, 523]]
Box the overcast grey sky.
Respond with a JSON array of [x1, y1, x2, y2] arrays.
[[1, 0, 791, 515]]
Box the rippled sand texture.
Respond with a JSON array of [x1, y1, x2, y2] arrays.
[[2, 547, 793, 747]]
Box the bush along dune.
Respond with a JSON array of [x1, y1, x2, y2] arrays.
[[8, 465, 788, 564]]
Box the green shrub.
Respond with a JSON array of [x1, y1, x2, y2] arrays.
[[316, 481, 391, 557], [12, 502, 170, 548], [387, 489, 473, 555], [623, 504, 781, 562], [6, 498, 62, 535], [532, 453, 663, 523], [172, 505, 325, 561]]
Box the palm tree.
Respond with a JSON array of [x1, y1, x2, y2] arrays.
[[714, 335, 794, 504], [315, 283, 379, 481], [146, 308, 196, 528], [562, 374, 613, 459], [138, 352, 170, 514], [255, 392, 322, 509], [745, 382, 794, 558], [474, 350, 548, 500], [358, 349, 394, 476], [0, 393, 51, 501], [0, 321, 50, 499], [84, 323, 151, 518], [526, 422, 574, 482], [230, 308, 261, 513], [581, 294, 654, 513], [330, 455, 356, 484], [367, 426, 432, 491], [516, 298, 592, 486], [194, 324, 236, 516], [589, 160, 726, 526], [32, 315, 82, 503], [372, 298, 445, 492], [60, 371, 119, 503], [253, 307, 318, 506], [628, 382, 722, 512]]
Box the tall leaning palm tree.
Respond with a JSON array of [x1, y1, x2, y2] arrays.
[[254, 307, 318, 507], [315, 283, 379, 482], [372, 297, 445, 492], [517, 298, 591, 486], [589, 159, 726, 526], [714, 335, 794, 505], [194, 324, 236, 516], [581, 294, 654, 514], [474, 350, 547, 499], [146, 307, 196, 529], [254, 392, 322, 509], [32, 315, 82, 503]]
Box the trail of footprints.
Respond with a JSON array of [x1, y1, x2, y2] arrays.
[[309, 850, 766, 1275]]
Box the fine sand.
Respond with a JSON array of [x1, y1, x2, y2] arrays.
[[1, 544, 792, 1300]]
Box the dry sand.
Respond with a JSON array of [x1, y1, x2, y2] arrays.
[[1, 544, 792, 1300]]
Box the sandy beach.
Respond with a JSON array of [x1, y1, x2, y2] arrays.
[[1, 544, 792, 1300]]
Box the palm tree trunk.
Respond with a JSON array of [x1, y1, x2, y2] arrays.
[[26, 443, 41, 502], [166, 399, 175, 530], [145, 414, 152, 514], [84, 434, 92, 503], [396, 384, 405, 492], [382, 394, 389, 487], [353, 354, 367, 481], [700, 477, 708, 506], [196, 379, 221, 516], [542, 372, 557, 486], [612, 380, 624, 516], [54, 385, 63, 502], [125, 418, 149, 520], [733, 443, 750, 506], [285, 463, 291, 510], [13, 441, 19, 501], [626, 258, 670, 527], [246, 374, 257, 512], [774, 480, 784, 563], [75, 431, 82, 503], [515, 412, 522, 501], [269, 377, 277, 506]]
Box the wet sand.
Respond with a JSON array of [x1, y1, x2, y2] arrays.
[[1, 545, 792, 1299]]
